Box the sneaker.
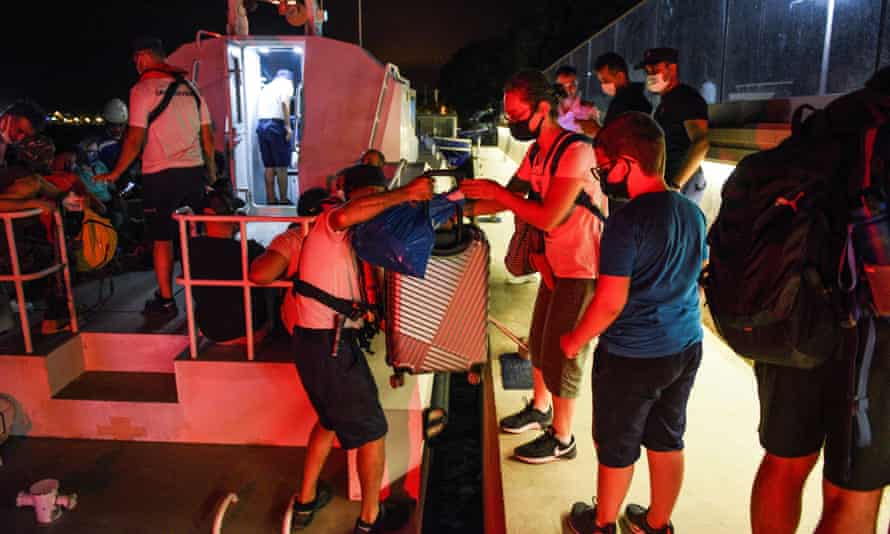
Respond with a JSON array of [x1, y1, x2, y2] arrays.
[[143, 292, 177, 318], [506, 272, 540, 285], [500, 399, 552, 434], [353, 501, 411, 533], [513, 427, 576, 464], [619, 504, 675, 534], [291, 480, 333, 530], [568, 501, 617, 534]]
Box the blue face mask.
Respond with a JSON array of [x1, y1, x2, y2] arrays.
[[86, 150, 99, 163]]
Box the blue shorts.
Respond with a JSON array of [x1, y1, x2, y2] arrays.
[[292, 327, 388, 450], [256, 119, 290, 169], [593, 341, 702, 468]]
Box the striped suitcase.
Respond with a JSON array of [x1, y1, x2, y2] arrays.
[[384, 212, 489, 375]]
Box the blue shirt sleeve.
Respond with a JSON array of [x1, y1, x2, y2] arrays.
[[599, 211, 637, 277]]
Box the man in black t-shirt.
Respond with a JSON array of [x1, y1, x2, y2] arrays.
[[637, 47, 710, 204], [594, 52, 652, 127], [188, 189, 269, 343]]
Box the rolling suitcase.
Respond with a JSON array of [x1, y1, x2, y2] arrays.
[[385, 170, 490, 377]]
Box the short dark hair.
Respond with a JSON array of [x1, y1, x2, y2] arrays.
[[4, 100, 47, 133], [342, 164, 386, 197], [595, 112, 666, 178], [132, 37, 165, 57], [360, 149, 385, 167], [594, 52, 628, 75], [555, 65, 577, 78], [505, 70, 559, 119]]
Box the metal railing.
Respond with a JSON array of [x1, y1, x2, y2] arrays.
[[174, 213, 314, 361], [0, 209, 78, 353]]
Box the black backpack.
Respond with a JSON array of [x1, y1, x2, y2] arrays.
[[704, 86, 890, 479]]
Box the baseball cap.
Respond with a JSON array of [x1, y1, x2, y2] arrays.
[[635, 47, 679, 69], [342, 164, 386, 196]]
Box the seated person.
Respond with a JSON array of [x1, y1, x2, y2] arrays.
[[187, 188, 269, 344], [75, 138, 113, 204], [359, 149, 385, 168], [0, 135, 67, 241], [248, 187, 334, 332]]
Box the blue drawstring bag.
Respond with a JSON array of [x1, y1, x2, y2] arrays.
[[352, 194, 463, 278]]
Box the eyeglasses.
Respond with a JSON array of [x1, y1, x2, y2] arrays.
[[591, 163, 614, 182]]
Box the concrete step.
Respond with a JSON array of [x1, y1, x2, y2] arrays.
[[53, 371, 178, 403]]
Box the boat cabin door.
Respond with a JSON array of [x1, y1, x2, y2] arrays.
[[227, 41, 305, 212]]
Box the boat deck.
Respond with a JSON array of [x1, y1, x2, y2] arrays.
[[474, 145, 890, 533]]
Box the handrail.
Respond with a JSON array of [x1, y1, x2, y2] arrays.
[[174, 213, 314, 361], [0, 209, 78, 353]]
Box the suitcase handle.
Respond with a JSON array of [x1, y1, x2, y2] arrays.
[[417, 169, 467, 252]]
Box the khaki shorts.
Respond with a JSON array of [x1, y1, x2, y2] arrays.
[[528, 277, 596, 398]]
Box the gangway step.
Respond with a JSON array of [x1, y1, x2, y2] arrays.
[[53, 371, 179, 403]]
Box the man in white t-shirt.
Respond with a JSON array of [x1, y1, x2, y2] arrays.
[[555, 65, 600, 137], [96, 37, 218, 319], [250, 166, 432, 533], [256, 69, 295, 204]]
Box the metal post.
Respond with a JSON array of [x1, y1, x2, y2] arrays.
[[54, 211, 77, 334], [4, 218, 30, 353], [179, 218, 198, 359], [358, 0, 363, 48], [240, 220, 255, 361], [819, 0, 836, 96]]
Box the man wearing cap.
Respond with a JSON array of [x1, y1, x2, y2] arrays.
[[637, 47, 709, 204], [186, 188, 269, 344], [257, 69, 295, 205], [96, 37, 218, 319], [251, 165, 432, 533]]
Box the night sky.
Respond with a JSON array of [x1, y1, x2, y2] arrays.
[[0, 0, 514, 113]]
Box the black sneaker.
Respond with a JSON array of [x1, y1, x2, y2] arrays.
[[513, 427, 576, 464], [291, 480, 333, 531], [142, 292, 177, 318], [619, 504, 675, 534], [500, 399, 552, 434], [353, 501, 411, 533], [568, 501, 617, 534]]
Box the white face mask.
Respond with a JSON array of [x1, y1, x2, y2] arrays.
[[646, 73, 669, 94], [601, 83, 617, 97]]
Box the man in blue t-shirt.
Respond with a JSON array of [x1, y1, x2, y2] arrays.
[[560, 112, 707, 534]]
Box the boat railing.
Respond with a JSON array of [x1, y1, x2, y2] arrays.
[[0, 209, 78, 353], [173, 213, 314, 361]]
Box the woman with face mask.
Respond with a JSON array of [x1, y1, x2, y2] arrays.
[[460, 69, 608, 466], [637, 47, 710, 205]]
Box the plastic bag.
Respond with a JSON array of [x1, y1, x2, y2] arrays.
[[352, 194, 463, 278]]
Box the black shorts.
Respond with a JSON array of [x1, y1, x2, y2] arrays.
[[593, 342, 703, 468], [755, 320, 890, 491], [292, 327, 388, 450], [142, 166, 206, 242]]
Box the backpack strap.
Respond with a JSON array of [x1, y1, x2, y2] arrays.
[[548, 132, 608, 222], [144, 71, 202, 126], [290, 279, 369, 322]]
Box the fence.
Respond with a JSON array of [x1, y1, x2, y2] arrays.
[[174, 213, 314, 361], [0, 209, 78, 353]]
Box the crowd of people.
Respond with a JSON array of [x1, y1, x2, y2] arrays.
[[1, 33, 888, 534]]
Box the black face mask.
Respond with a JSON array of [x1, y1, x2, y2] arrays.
[[508, 111, 541, 142], [598, 158, 632, 201]]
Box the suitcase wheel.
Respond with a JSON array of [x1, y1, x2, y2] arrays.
[[467, 370, 481, 385], [389, 372, 406, 389]]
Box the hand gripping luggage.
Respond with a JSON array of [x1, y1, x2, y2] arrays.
[[385, 170, 489, 377]]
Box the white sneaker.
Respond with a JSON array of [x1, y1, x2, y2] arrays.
[[506, 273, 540, 285]]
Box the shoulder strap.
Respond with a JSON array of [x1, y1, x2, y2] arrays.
[[548, 133, 592, 177], [146, 72, 202, 126], [547, 132, 607, 222]]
